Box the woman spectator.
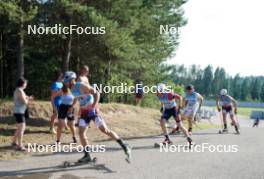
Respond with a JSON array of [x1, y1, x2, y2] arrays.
[[12, 78, 33, 151]]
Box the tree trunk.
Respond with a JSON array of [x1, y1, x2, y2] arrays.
[[62, 16, 73, 72], [102, 50, 112, 103], [17, 22, 24, 79], [0, 30, 3, 98], [76, 34, 81, 72], [62, 33, 72, 72]]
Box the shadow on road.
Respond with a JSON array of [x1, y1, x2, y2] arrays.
[[94, 134, 163, 142], [191, 132, 220, 136], [0, 163, 116, 177]]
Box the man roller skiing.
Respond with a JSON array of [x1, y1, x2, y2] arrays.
[[216, 89, 240, 134], [157, 83, 193, 146], [183, 85, 203, 135], [63, 71, 131, 163]]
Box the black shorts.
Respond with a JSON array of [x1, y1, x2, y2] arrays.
[[222, 106, 233, 113], [14, 113, 26, 123], [80, 111, 98, 125], [161, 107, 179, 121], [79, 110, 105, 128], [58, 104, 74, 121]]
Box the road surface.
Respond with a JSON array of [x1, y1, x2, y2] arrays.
[[0, 117, 263, 179]]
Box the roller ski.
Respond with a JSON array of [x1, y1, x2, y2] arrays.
[[234, 125, 240, 135], [154, 138, 172, 148], [218, 128, 228, 134], [235, 129, 240, 135], [186, 137, 194, 149], [62, 157, 97, 168]]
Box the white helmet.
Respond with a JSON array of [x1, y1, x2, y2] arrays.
[[64, 71, 77, 83], [157, 83, 166, 93], [220, 89, 228, 96]]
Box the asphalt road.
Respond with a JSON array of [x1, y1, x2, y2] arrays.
[[0, 118, 264, 179]]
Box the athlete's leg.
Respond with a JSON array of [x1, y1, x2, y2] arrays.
[[16, 123, 26, 148], [176, 115, 189, 137], [230, 113, 239, 132], [98, 120, 127, 150], [187, 116, 192, 129], [176, 121, 193, 144], [184, 109, 193, 133], [13, 123, 19, 145], [170, 125, 180, 134], [98, 124, 119, 139], [188, 106, 199, 134], [68, 120, 77, 143], [79, 126, 88, 147], [160, 108, 171, 138], [56, 119, 66, 143], [78, 120, 93, 162], [160, 115, 171, 144], [50, 106, 57, 127], [177, 121, 189, 136], [187, 116, 193, 134], [171, 112, 181, 134], [67, 107, 77, 139], [160, 118, 168, 136], [96, 116, 131, 158], [68, 120, 76, 137], [173, 111, 192, 144], [222, 112, 227, 129], [50, 112, 56, 128]]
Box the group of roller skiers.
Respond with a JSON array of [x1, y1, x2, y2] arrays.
[[156, 84, 240, 146], [12, 65, 240, 164]]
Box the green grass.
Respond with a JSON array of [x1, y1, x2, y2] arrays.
[[237, 107, 263, 117], [203, 106, 264, 118]]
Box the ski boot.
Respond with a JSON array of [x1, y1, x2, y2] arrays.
[[124, 145, 132, 163], [162, 138, 173, 145], [219, 128, 228, 134]]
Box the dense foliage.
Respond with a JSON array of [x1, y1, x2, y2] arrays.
[[0, 0, 187, 107], [166, 64, 264, 101], [1, 0, 263, 108]]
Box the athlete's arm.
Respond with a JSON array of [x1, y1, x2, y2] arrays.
[[198, 94, 204, 109], [51, 90, 62, 100], [230, 96, 238, 114], [174, 94, 183, 109], [80, 83, 100, 108]]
